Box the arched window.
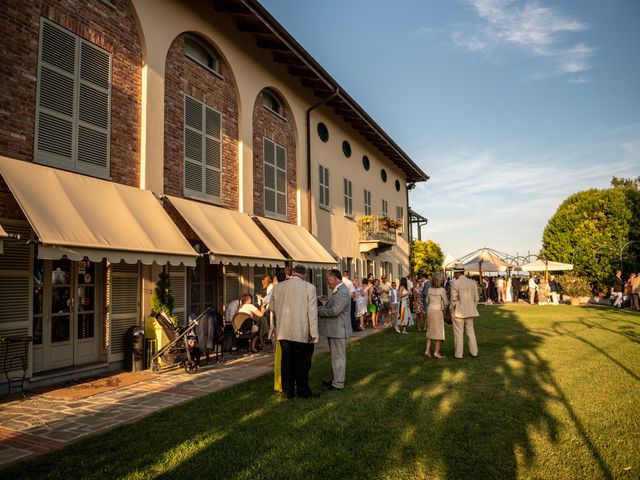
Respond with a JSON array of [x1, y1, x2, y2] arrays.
[[184, 35, 219, 73], [262, 89, 284, 117]]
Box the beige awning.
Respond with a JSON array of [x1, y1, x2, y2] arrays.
[[0, 156, 197, 266], [255, 216, 337, 267], [166, 195, 286, 267]]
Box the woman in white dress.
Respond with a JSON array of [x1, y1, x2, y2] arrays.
[[395, 277, 413, 334], [505, 276, 512, 303], [425, 272, 448, 358]]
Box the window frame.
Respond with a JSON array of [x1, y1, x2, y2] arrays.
[[263, 137, 288, 220], [184, 35, 223, 80], [382, 199, 388, 217]]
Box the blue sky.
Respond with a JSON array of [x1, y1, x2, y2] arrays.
[[259, 0, 640, 259]]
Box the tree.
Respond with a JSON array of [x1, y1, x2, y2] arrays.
[[542, 177, 640, 289], [410, 240, 444, 278], [150, 271, 178, 328]]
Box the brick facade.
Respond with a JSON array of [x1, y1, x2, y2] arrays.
[[252, 90, 297, 224], [0, 0, 143, 222], [163, 34, 239, 210]]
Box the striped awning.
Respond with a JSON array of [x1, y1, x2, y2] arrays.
[[0, 156, 197, 266], [254, 216, 336, 268], [165, 195, 286, 267]]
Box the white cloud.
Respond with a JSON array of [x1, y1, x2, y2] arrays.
[[450, 0, 594, 81], [409, 127, 640, 259]]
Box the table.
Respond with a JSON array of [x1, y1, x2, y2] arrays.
[[1, 335, 33, 399]]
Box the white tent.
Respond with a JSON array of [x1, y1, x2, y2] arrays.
[[462, 261, 508, 273]]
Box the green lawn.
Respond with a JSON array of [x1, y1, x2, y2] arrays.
[[6, 305, 640, 479]]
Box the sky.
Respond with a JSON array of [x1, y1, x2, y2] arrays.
[[259, 0, 640, 260]]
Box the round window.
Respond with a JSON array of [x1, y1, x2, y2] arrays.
[[342, 140, 352, 158], [362, 155, 370, 171], [395, 179, 401, 192], [381, 169, 387, 183], [317, 122, 329, 143]]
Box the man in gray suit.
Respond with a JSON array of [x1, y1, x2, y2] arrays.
[[450, 264, 479, 359], [318, 269, 352, 390]]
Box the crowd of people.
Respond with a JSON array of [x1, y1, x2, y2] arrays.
[[220, 263, 484, 399], [611, 270, 640, 309]]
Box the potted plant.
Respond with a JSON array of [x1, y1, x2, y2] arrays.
[[379, 215, 392, 227], [558, 272, 590, 305], [356, 215, 375, 228]]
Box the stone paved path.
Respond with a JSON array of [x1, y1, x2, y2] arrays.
[[0, 328, 380, 469]]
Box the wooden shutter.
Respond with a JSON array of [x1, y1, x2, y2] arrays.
[[184, 95, 221, 202], [0, 224, 32, 375], [318, 165, 325, 207], [224, 265, 240, 306], [35, 20, 76, 168], [35, 19, 111, 176], [76, 40, 111, 173], [264, 139, 276, 214], [275, 144, 286, 216], [110, 262, 139, 357], [169, 265, 186, 327]]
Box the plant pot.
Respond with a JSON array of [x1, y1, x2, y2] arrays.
[[569, 297, 581, 305]]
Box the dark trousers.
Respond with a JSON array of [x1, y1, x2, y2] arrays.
[[350, 299, 358, 331], [279, 340, 314, 398]]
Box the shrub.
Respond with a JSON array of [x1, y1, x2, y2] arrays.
[[558, 272, 591, 297]]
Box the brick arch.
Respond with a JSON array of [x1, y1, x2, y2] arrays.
[[252, 87, 297, 224], [163, 32, 239, 210]]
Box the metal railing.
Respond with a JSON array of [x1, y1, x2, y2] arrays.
[[357, 218, 397, 244]]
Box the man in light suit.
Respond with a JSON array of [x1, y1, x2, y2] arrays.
[[318, 269, 352, 390], [270, 264, 319, 399], [450, 264, 479, 359]]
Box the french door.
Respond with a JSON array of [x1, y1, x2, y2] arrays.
[[33, 259, 102, 372]]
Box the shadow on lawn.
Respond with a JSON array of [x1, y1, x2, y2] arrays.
[[5, 306, 627, 479]]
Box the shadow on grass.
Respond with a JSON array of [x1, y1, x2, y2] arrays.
[[5, 305, 631, 479]]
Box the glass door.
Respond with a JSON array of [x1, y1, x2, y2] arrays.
[[32, 259, 101, 373]]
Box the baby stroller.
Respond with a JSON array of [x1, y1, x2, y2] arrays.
[[151, 311, 201, 375]]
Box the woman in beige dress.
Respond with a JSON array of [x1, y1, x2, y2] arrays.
[[424, 272, 448, 359]]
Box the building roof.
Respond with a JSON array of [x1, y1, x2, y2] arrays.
[[213, 0, 430, 183]]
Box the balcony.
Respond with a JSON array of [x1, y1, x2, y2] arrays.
[[357, 216, 398, 253]]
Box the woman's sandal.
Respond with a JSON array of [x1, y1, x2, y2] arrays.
[[424, 351, 432, 358]]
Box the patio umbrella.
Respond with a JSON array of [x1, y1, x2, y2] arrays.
[[516, 259, 573, 281]]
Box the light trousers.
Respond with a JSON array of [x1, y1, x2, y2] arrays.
[[327, 337, 346, 389], [452, 317, 478, 359]]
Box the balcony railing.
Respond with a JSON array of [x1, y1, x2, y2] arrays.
[[357, 217, 397, 244]]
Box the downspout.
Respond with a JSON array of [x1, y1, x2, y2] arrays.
[[406, 182, 416, 275], [306, 88, 340, 234]]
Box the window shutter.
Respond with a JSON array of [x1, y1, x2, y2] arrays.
[[264, 139, 276, 214], [224, 266, 240, 306], [169, 265, 186, 327], [324, 167, 330, 206], [36, 20, 111, 177], [110, 262, 139, 356], [205, 107, 221, 200], [276, 144, 286, 216], [77, 41, 111, 173], [36, 21, 76, 167], [318, 165, 325, 206], [184, 95, 221, 202]]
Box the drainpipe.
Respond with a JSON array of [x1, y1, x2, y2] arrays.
[[306, 88, 340, 235], [406, 182, 416, 275]]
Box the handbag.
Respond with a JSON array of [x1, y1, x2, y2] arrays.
[[443, 305, 452, 325]]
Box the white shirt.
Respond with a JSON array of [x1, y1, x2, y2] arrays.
[[407, 278, 414, 290], [528, 278, 537, 289], [390, 288, 399, 303], [262, 283, 274, 307], [341, 277, 356, 299], [238, 303, 259, 317]]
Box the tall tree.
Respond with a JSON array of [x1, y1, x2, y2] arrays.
[[542, 177, 640, 287], [410, 240, 444, 278]]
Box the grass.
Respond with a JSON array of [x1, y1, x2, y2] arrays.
[[5, 305, 640, 479]]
